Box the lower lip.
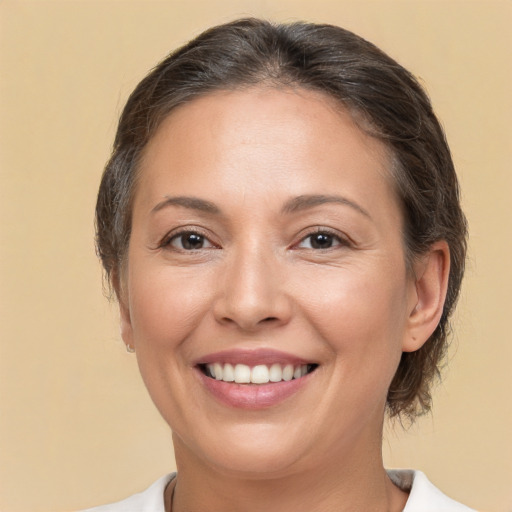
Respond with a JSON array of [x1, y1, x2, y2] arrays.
[[196, 369, 312, 410]]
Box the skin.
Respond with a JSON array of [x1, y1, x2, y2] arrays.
[[119, 86, 449, 512]]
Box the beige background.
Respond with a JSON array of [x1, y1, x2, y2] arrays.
[[0, 1, 510, 511]]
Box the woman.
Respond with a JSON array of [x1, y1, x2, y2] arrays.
[[88, 18, 473, 511]]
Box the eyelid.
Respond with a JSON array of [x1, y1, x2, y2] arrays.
[[292, 227, 352, 249], [159, 226, 219, 250], [156, 225, 352, 251]]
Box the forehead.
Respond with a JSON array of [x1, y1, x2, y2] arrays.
[[136, 86, 398, 219], [145, 86, 387, 161]]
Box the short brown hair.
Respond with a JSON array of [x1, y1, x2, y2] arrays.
[[96, 18, 467, 419]]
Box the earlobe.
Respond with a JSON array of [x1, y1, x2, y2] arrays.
[[402, 241, 450, 353]]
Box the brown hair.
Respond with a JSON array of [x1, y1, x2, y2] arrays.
[[95, 18, 467, 419]]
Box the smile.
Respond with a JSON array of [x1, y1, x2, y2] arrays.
[[202, 363, 317, 384]]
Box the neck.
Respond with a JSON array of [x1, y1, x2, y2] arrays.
[[168, 434, 408, 512]]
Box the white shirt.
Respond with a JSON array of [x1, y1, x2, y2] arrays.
[[81, 470, 476, 511]]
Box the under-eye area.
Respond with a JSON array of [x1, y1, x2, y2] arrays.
[[199, 363, 319, 384]]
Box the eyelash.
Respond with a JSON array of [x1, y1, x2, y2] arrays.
[[160, 228, 216, 251], [159, 227, 350, 252], [293, 228, 350, 251]]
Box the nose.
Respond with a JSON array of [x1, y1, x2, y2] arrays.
[[212, 244, 293, 332]]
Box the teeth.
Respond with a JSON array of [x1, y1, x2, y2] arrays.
[[282, 364, 294, 381], [206, 363, 313, 384], [269, 363, 282, 382], [251, 365, 270, 384], [234, 364, 251, 383], [223, 363, 235, 382], [213, 363, 223, 381]]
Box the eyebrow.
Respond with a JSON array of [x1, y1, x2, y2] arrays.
[[281, 194, 371, 219], [151, 196, 221, 215], [150, 193, 371, 219]]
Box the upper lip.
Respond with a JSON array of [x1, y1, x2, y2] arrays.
[[194, 348, 314, 367]]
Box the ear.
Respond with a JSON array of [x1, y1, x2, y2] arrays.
[[114, 270, 135, 352], [402, 241, 450, 353], [119, 296, 135, 351]]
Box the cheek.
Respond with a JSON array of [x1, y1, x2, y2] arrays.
[[295, 262, 409, 362], [127, 264, 215, 351], [125, 263, 218, 427]]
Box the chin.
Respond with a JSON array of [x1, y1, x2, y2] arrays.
[[175, 422, 310, 478], [208, 448, 304, 479]]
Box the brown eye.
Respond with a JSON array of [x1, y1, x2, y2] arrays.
[[168, 232, 213, 250], [297, 231, 345, 250], [309, 233, 334, 249]]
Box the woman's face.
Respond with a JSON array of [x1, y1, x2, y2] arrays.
[[121, 87, 419, 476]]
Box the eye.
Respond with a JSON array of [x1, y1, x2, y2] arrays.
[[297, 231, 346, 250], [166, 230, 214, 251]]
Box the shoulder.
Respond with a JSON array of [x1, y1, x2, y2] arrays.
[[79, 473, 175, 512], [387, 469, 476, 512]]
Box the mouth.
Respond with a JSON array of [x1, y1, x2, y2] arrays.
[[194, 349, 319, 409], [199, 362, 318, 384]]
